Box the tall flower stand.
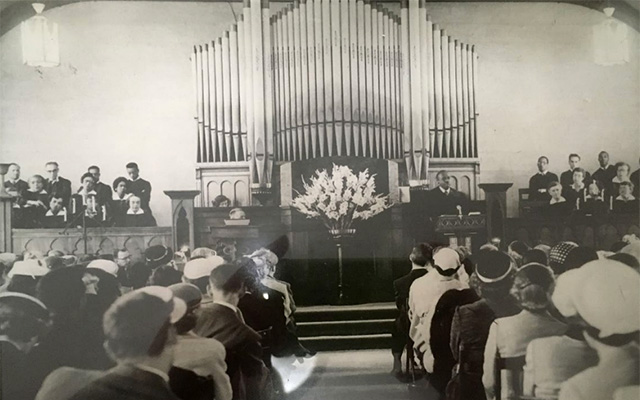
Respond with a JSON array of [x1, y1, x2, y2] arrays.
[[329, 228, 356, 304]]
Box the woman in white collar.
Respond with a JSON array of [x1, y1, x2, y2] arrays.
[[23, 175, 49, 209], [545, 181, 571, 217], [110, 177, 132, 226], [122, 195, 157, 227], [613, 181, 638, 215], [612, 162, 632, 196], [563, 168, 586, 207]]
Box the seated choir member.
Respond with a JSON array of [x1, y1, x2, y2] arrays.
[[126, 162, 152, 212], [20, 175, 50, 228], [591, 151, 616, 196], [70, 173, 106, 225], [45, 161, 72, 205], [562, 167, 587, 208], [482, 263, 567, 400], [612, 162, 632, 198], [0, 292, 52, 400], [110, 177, 132, 226], [88, 165, 113, 206], [554, 260, 640, 400], [631, 157, 639, 198], [528, 156, 559, 201], [39, 194, 68, 228], [560, 153, 591, 189], [120, 196, 157, 227], [613, 181, 638, 214], [390, 243, 432, 376], [212, 194, 232, 208], [578, 181, 608, 216], [193, 263, 268, 400], [4, 163, 28, 209], [545, 181, 571, 217]]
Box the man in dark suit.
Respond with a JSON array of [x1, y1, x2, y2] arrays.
[[66, 286, 186, 400], [560, 153, 591, 188], [428, 170, 469, 218], [88, 165, 112, 206], [44, 161, 72, 205], [194, 263, 268, 400], [390, 243, 433, 376], [4, 163, 28, 199], [126, 162, 152, 212], [591, 151, 616, 195], [528, 156, 559, 201]]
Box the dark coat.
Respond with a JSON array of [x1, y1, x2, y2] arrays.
[[391, 268, 429, 354], [68, 365, 180, 400], [560, 169, 591, 189], [4, 179, 28, 199], [1, 340, 40, 400], [120, 212, 157, 227], [46, 176, 73, 205], [613, 198, 639, 215], [194, 303, 266, 400], [631, 169, 639, 198], [95, 182, 113, 206], [427, 187, 469, 218], [528, 172, 559, 201], [393, 268, 429, 311], [128, 178, 152, 210], [592, 165, 616, 194]]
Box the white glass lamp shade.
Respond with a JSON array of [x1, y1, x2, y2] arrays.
[[21, 3, 60, 67]]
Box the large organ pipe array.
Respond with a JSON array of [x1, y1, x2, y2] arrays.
[[192, 0, 478, 189]]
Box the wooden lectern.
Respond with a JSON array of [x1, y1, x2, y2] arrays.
[[434, 214, 486, 250]]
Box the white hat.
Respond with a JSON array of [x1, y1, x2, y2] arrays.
[[87, 259, 119, 277], [8, 260, 49, 278], [183, 256, 225, 280], [433, 248, 461, 275], [553, 259, 640, 337], [137, 286, 187, 324]]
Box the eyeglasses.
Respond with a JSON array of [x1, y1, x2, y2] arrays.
[[46, 169, 59, 173]]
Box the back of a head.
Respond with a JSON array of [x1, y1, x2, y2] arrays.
[[36, 266, 87, 317], [511, 263, 555, 312], [209, 263, 248, 294], [522, 249, 548, 266], [0, 292, 51, 343], [549, 242, 579, 275], [508, 241, 530, 258], [149, 265, 183, 287], [127, 262, 152, 289], [608, 253, 640, 272], [563, 247, 598, 273], [471, 250, 515, 298], [410, 243, 433, 267], [7, 276, 39, 297], [191, 247, 217, 260]]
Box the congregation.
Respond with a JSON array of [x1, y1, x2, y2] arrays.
[[3, 161, 156, 229], [0, 243, 314, 400], [527, 151, 639, 216], [391, 237, 640, 400]]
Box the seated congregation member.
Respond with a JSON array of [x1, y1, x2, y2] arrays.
[[448, 250, 519, 400], [0, 292, 52, 400], [410, 247, 466, 371], [110, 177, 132, 226], [149, 264, 183, 287], [250, 249, 297, 329], [183, 256, 225, 296], [6, 259, 50, 296], [126, 162, 152, 212], [522, 248, 548, 266], [170, 283, 233, 400], [563, 167, 587, 208], [70, 173, 106, 225], [45, 161, 72, 205], [390, 243, 432, 376], [545, 181, 571, 217], [560, 153, 591, 189], [528, 156, 559, 201], [592, 151, 616, 196], [428, 170, 469, 219], [88, 165, 113, 205], [44, 286, 187, 400], [506, 240, 530, 268], [613, 181, 638, 214], [553, 260, 640, 400], [482, 263, 567, 400], [194, 262, 268, 400], [39, 194, 68, 228], [120, 195, 157, 227], [612, 162, 632, 196], [523, 278, 599, 398], [548, 241, 579, 276], [20, 175, 50, 228]]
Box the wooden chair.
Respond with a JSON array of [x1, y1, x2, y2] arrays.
[[494, 354, 526, 400]]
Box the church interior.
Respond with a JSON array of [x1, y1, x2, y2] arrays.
[[0, 0, 639, 399]]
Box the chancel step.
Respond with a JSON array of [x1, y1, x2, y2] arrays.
[[295, 303, 396, 351]]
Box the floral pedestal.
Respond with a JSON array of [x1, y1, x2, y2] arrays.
[[329, 228, 356, 304]]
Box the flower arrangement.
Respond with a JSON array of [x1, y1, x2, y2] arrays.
[[291, 164, 393, 231]]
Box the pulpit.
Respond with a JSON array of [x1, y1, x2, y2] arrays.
[[434, 214, 486, 250]]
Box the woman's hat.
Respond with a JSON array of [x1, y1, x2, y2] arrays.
[[475, 250, 514, 284], [144, 245, 173, 268], [433, 248, 461, 276]]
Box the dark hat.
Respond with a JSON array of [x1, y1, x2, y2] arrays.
[[562, 247, 598, 273], [475, 250, 514, 284], [549, 242, 579, 274], [169, 283, 203, 310], [0, 292, 49, 322], [144, 245, 173, 268]]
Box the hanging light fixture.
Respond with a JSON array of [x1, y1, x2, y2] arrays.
[[21, 3, 60, 67]]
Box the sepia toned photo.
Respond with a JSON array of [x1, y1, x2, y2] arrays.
[[0, 0, 638, 399]]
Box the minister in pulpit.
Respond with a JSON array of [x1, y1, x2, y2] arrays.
[[428, 171, 469, 219]]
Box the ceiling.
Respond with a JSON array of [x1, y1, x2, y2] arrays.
[[1, 0, 638, 37]]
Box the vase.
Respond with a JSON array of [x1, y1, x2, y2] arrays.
[[329, 228, 356, 304]]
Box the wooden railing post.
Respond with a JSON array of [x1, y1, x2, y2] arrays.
[[479, 183, 512, 243], [164, 190, 201, 251]]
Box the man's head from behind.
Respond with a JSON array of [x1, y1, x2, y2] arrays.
[[102, 286, 186, 365], [409, 243, 433, 267], [7, 163, 20, 180], [537, 156, 549, 173], [126, 162, 140, 180], [436, 170, 450, 190], [208, 263, 249, 302], [0, 292, 51, 353]]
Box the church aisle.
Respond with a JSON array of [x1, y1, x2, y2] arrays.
[[280, 349, 440, 400]]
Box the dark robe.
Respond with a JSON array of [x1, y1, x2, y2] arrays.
[[578, 197, 608, 217], [127, 178, 152, 210], [528, 172, 559, 201], [39, 208, 68, 229], [109, 195, 131, 227], [94, 182, 113, 206], [592, 165, 616, 194], [69, 192, 107, 228], [544, 199, 572, 218], [562, 186, 585, 210], [613, 198, 639, 215], [19, 190, 50, 228], [45, 176, 72, 205], [560, 169, 591, 189], [427, 187, 469, 219], [121, 211, 157, 227], [194, 303, 267, 400], [3, 179, 28, 199], [391, 268, 428, 354], [631, 169, 639, 198]]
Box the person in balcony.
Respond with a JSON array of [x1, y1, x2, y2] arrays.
[[545, 181, 571, 217], [4, 163, 28, 200], [528, 156, 559, 201], [70, 173, 106, 226], [20, 175, 50, 228], [120, 195, 157, 227], [563, 168, 587, 208], [611, 162, 632, 198], [39, 194, 68, 229], [591, 151, 616, 196], [212, 195, 232, 208], [578, 181, 608, 217], [44, 161, 72, 206], [110, 177, 132, 226], [560, 154, 591, 189], [612, 182, 638, 215], [126, 162, 152, 213]]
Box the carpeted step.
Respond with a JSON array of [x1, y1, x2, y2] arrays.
[[300, 333, 392, 351], [297, 318, 395, 336], [295, 302, 398, 323]]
